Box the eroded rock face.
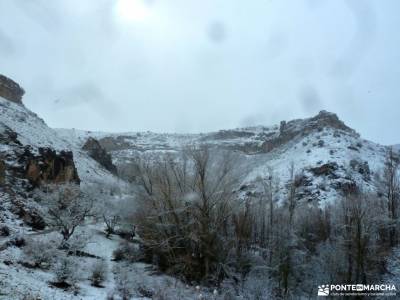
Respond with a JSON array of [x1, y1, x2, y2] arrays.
[[1, 124, 80, 189], [0, 124, 21, 146], [82, 137, 117, 174], [23, 148, 80, 187], [0, 74, 25, 105]]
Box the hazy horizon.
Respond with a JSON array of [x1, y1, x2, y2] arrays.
[[0, 0, 399, 144]]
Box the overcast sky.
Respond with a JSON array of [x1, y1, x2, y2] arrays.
[[0, 0, 399, 144]]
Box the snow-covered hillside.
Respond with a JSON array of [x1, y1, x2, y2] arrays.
[[0, 95, 396, 299], [0, 96, 118, 186], [0, 96, 128, 299], [57, 110, 389, 207]]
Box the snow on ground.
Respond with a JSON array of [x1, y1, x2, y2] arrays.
[[244, 127, 387, 206], [0, 222, 219, 300]]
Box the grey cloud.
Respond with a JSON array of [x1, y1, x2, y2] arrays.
[[0, 0, 398, 144]]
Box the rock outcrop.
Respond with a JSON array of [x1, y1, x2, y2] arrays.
[[3, 143, 80, 189], [262, 111, 358, 153], [0, 74, 25, 105], [310, 162, 339, 177], [23, 148, 80, 187], [82, 137, 117, 174], [12, 201, 46, 230], [0, 124, 21, 146]]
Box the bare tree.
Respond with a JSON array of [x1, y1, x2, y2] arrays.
[[133, 146, 241, 282], [255, 167, 279, 265], [287, 162, 298, 228], [381, 148, 400, 246], [278, 163, 300, 295], [38, 183, 93, 243]]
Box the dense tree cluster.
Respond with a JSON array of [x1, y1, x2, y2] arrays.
[[128, 146, 400, 298]]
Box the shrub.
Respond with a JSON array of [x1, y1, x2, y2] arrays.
[[23, 238, 59, 269], [103, 215, 120, 237], [90, 260, 108, 287], [112, 241, 142, 262], [243, 271, 271, 300], [0, 225, 10, 236], [8, 235, 26, 248], [53, 255, 79, 287], [112, 247, 125, 262], [20, 292, 42, 300], [113, 264, 134, 300]]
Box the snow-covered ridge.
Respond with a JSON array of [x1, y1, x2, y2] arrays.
[[56, 111, 357, 155], [57, 109, 389, 207]]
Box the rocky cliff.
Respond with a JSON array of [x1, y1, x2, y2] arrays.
[[82, 137, 117, 174], [0, 124, 80, 191], [0, 74, 25, 105], [24, 147, 80, 188]]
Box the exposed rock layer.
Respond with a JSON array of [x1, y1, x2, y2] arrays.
[[0, 74, 25, 105], [23, 147, 80, 187], [0, 126, 80, 189]]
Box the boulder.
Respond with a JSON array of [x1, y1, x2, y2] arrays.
[[333, 180, 359, 195], [12, 201, 46, 230], [310, 162, 339, 177]]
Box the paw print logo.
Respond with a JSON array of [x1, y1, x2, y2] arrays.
[[318, 285, 330, 296]]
